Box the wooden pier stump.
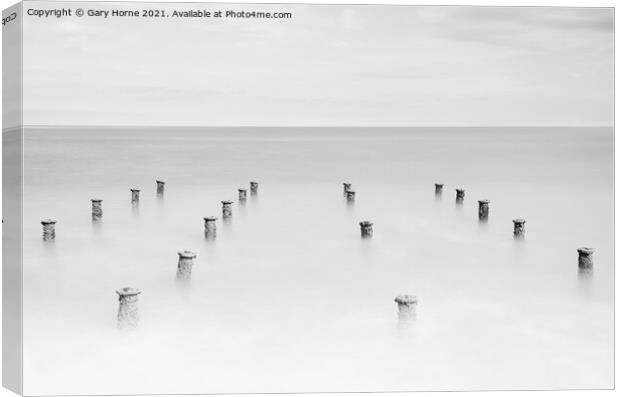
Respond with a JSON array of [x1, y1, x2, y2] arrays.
[[41, 219, 57, 241], [238, 189, 247, 202], [435, 183, 443, 196], [395, 295, 418, 320], [222, 200, 233, 219], [478, 200, 489, 222], [577, 247, 594, 275], [91, 199, 103, 220], [130, 189, 140, 205], [116, 287, 141, 330], [359, 221, 373, 238], [204, 217, 217, 239], [455, 189, 465, 204], [156, 180, 165, 196], [177, 250, 197, 280], [513, 219, 526, 239]]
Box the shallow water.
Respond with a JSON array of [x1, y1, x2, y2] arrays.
[[21, 126, 613, 394]]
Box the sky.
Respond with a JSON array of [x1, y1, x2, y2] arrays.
[[21, 3, 614, 126]]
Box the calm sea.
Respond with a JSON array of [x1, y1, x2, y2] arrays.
[[21, 126, 613, 394]]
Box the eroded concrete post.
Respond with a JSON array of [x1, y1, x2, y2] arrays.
[[513, 219, 526, 239], [395, 295, 418, 320], [250, 181, 259, 196], [131, 189, 140, 205], [359, 221, 373, 238], [343, 182, 352, 195], [346, 189, 356, 203], [204, 216, 217, 239], [177, 250, 197, 280], [238, 189, 247, 203], [156, 180, 165, 196], [222, 200, 233, 219], [456, 189, 465, 204], [116, 287, 141, 330], [478, 200, 489, 222], [91, 199, 103, 220], [577, 247, 594, 275], [41, 219, 57, 241], [435, 183, 443, 196]]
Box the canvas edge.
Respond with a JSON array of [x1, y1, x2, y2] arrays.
[[2, 1, 24, 395]]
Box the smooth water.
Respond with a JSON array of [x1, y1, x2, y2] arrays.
[[21, 127, 613, 394]]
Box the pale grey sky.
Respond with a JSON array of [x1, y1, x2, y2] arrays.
[[22, 3, 613, 126]]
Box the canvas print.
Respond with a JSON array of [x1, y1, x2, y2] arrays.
[[2, 2, 614, 395]]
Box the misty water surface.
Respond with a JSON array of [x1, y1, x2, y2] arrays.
[[21, 127, 613, 394]]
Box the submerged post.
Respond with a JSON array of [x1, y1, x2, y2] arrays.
[[116, 287, 141, 330], [91, 199, 103, 220], [395, 295, 418, 320], [435, 183, 443, 196], [204, 216, 217, 239], [346, 189, 356, 203], [131, 189, 140, 205], [177, 250, 197, 280], [222, 200, 233, 219], [238, 189, 247, 202], [156, 180, 165, 196], [455, 189, 465, 204], [478, 200, 489, 222], [250, 181, 259, 196], [343, 182, 352, 195], [359, 221, 373, 238], [513, 219, 526, 239], [41, 219, 57, 241], [577, 247, 594, 275]]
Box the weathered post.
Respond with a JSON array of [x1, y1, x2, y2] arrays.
[[250, 181, 259, 196], [131, 189, 140, 205], [395, 295, 418, 320], [41, 219, 57, 241], [513, 219, 526, 239], [222, 200, 233, 219], [346, 189, 356, 203], [455, 189, 465, 204], [435, 183, 443, 196], [238, 189, 247, 202], [478, 200, 489, 222], [177, 251, 197, 280], [116, 287, 141, 330], [204, 216, 217, 239], [156, 180, 165, 196], [577, 247, 594, 275], [359, 221, 373, 238], [343, 182, 352, 195], [91, 199, 103, 220]]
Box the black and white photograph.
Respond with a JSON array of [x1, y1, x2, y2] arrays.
[[1, 1, 615, 395]]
